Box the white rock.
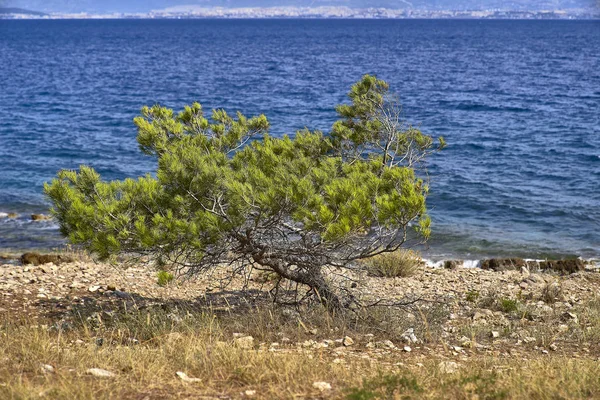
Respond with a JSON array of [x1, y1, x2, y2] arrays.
[[86, 368, 115, 378], [401, 328, 418, 344], [245, 390, 257, 397], [313, 381, 332, 391], [41, 364, 54, 374], [403, 346, 412, 352], [491, 331, 500, 338], [176, 371, 201, 383], [549, 343, 558, 351], [342, 336, 354, 346], [88, 285, 101, 293]]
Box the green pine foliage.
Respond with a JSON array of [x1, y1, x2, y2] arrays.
[[45, 75, 444, 309]]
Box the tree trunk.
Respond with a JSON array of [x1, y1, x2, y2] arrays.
[[252, 254, 344, 312]]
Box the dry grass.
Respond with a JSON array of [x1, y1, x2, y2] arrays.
[[1, 302, 599, 400], [364, 249, 422, 278], [1, 320, 599, 399]]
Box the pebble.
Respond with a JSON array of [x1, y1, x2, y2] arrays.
[[176, 371, 201, 383], [86, 368, 115, 378], [312, 381, 332, 391], [342, 336, 354, 346], [41, 364, 54, 374]]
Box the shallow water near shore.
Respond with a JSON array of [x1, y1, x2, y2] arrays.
[[0, 19, 599, 258]]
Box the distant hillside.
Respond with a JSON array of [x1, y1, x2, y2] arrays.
[[0, 6, 45, 15], [4, 0, 597, 14]]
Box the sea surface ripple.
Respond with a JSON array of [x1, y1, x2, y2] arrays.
[[0, 19, 598, 259]]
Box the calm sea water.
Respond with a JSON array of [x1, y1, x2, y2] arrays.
[[0, 19, 599, 259]]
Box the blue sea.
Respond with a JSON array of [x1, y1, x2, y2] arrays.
[[0, 19, 599, 260]]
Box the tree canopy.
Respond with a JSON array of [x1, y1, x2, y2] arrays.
[[45, 75, 444, 309]]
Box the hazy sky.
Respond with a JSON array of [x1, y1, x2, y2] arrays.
[[3, 0, 597, 13]]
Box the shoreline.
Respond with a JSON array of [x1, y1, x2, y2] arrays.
[[1, 248, 599, 271]]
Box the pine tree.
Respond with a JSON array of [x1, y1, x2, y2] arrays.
[[45, 75, 444, 310]]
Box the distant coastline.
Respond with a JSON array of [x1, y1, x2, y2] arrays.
[[1, 6, 599, 20]]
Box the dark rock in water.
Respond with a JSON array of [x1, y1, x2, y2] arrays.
[[444, 260, 463, 269], [31, 214, 51, 221], [538, 259, 585, 274], [20, 252, 73, 266], [480, 258, 527, 271]]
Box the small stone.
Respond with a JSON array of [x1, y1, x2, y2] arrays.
[[403, 346, 412, 352], [88, 285, 101, 293], [312, 381, 332, 391], [31, 214, 52, 221], [176, 371, 201, 383], [86, 368, 115, 378], [309, 328, 318, 335], [342, 336, 354, 346], [401, 328, 418, 343], [234, 336, 254, 349], [41, 364, 54, 374], [549, 343, 558, 351], [491, 331, 500, 339], [245, 390, 257, 397], [562, 312, 579, 324], [377, 340, 396, 349], [519, 282, 529, 289]]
